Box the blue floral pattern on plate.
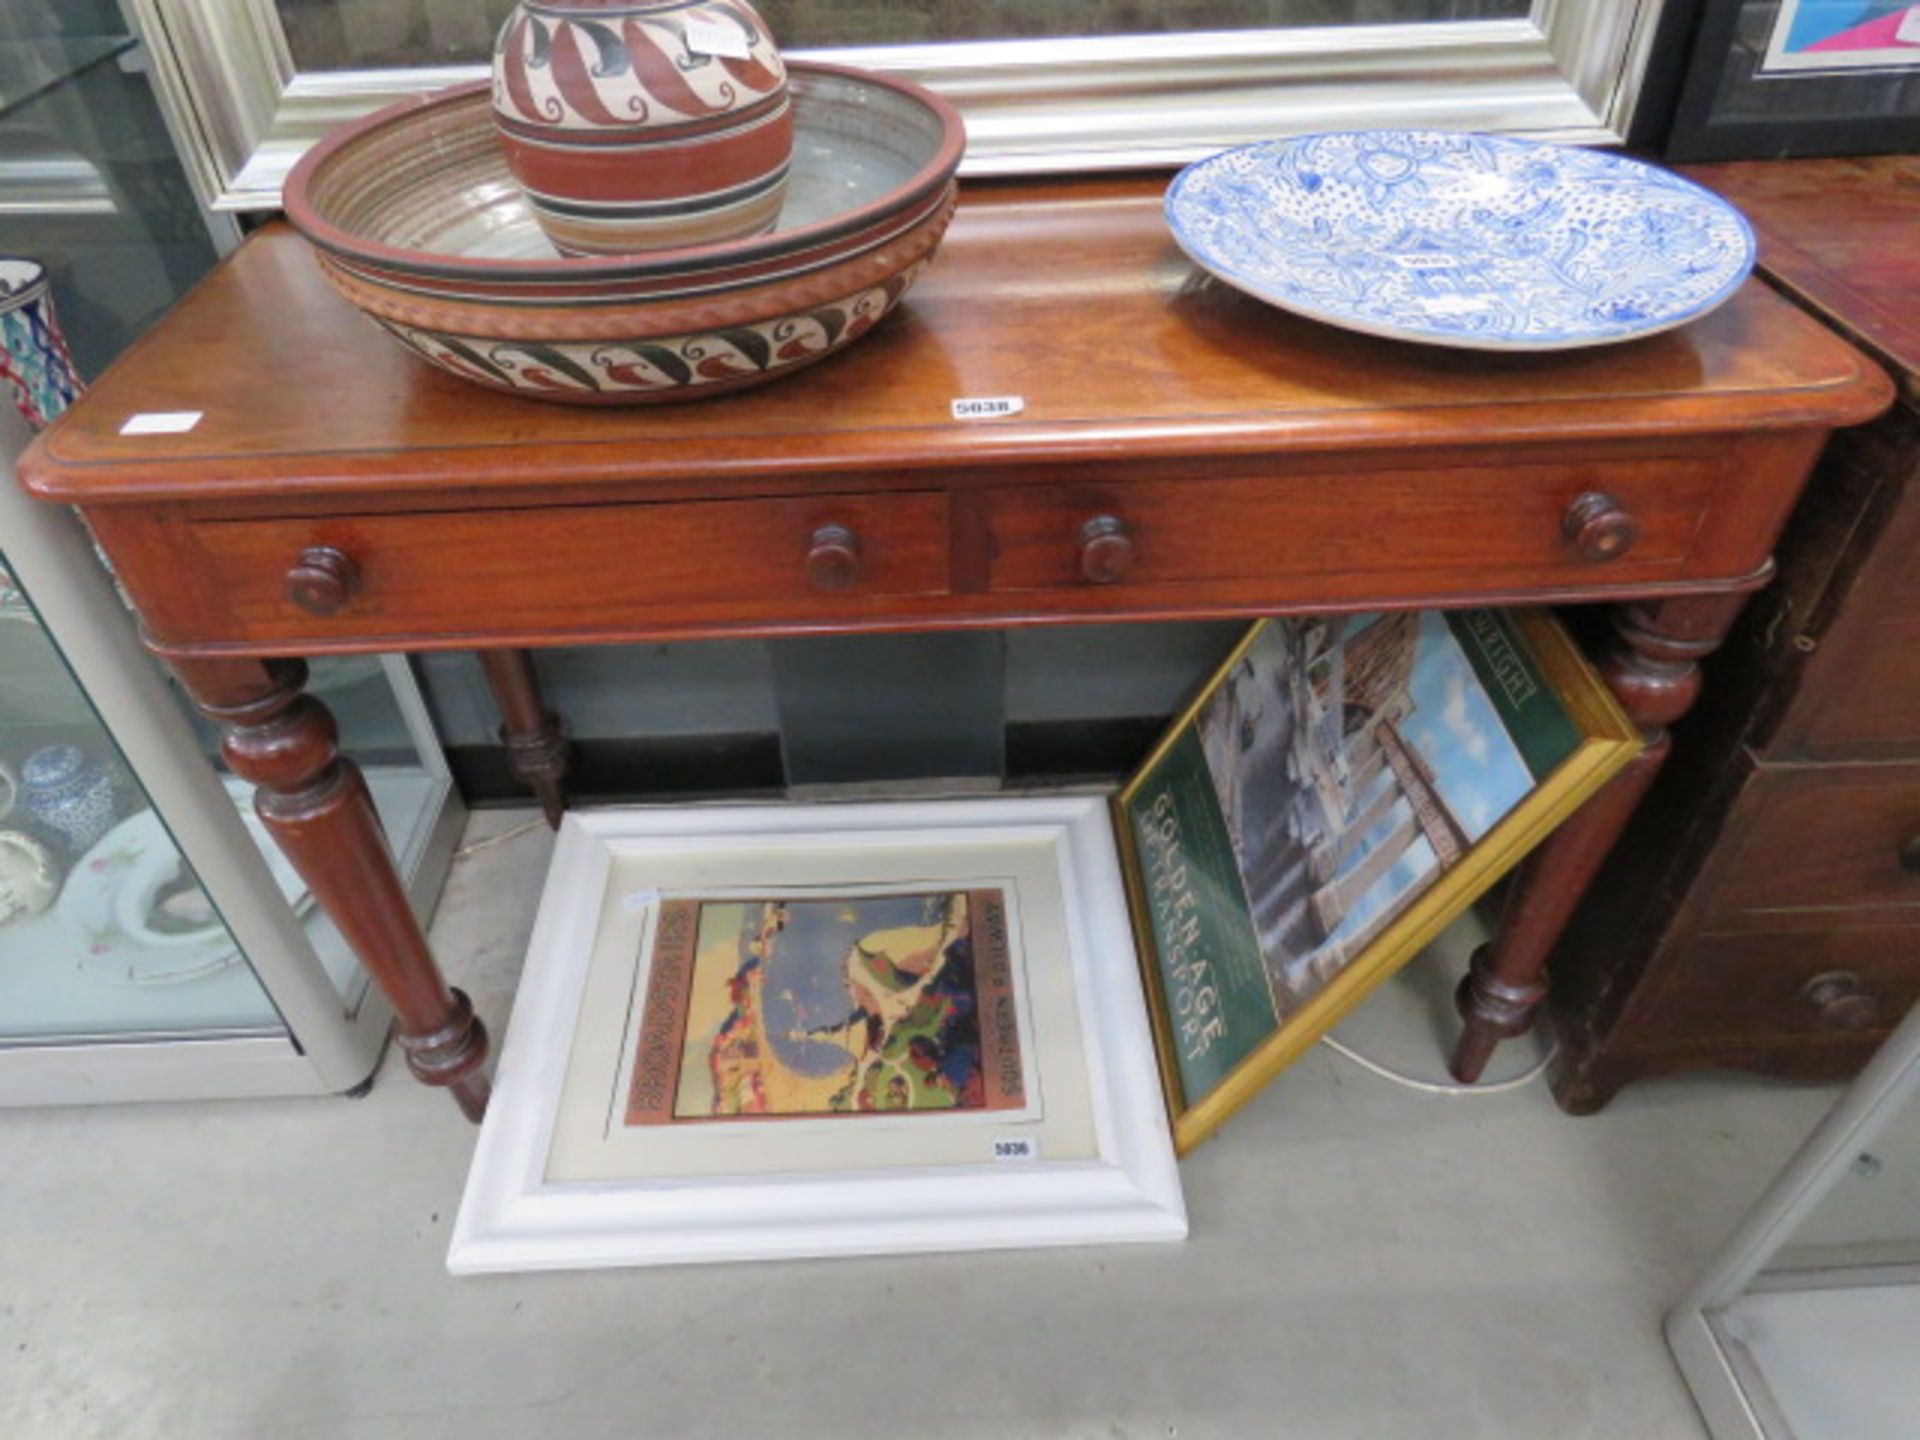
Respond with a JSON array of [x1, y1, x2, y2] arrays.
[[1165, 131, 1756, 351]]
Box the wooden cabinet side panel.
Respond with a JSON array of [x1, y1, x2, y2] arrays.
[[1542, 681, 1759, 1049], [1765, 408, 1920, 759]]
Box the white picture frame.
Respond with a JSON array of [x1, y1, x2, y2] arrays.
[[449, 795, 1185, 1273], [126, 0, 1669, 210]]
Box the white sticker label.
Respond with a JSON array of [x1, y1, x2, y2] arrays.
[[951, 395, 1025, 421], [685, 19, 751, 60], [622, 888, 661, 914], [1899, 7, 1920, 44], [119, 411, 202, 436], [992, 1137, 1039, 1163]]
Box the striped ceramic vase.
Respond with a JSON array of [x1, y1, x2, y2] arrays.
[[491, 0, 793, 257]]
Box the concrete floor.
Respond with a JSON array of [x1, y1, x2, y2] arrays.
[[0, 809, 1848, 1440]]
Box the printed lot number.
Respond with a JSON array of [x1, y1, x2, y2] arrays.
[[952, 395, 1025, 420], [685, 19, 751, 58]]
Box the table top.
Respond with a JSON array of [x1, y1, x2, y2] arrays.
[[23, 176, 1889, 507], [1686, 157, 1920, 394]]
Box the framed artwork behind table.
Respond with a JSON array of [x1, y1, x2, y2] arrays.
[[128, 0, 1670, 209], [1665, 0, 1920, 159]]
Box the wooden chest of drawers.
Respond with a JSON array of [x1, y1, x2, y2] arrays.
[[1547, 157, 1920, 1111]]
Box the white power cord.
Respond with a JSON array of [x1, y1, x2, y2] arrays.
[[452, 815, 548, 860], [1317, 1027, 1558, 1096]]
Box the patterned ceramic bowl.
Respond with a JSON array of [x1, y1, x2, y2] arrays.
[[282, 63, 964, 404]]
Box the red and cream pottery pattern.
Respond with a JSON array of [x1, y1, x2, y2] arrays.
[[492, 0, 793, 256], [283, 65, 967, 404]]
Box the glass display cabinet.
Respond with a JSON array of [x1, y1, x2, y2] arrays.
[[0, 0, 228, 377], [0, 405, 464, 1104], [0, 0, 465, 1105], [1668, 1000, 1920, 1439]]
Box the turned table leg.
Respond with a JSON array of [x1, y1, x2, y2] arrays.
[[173, 656, 491, 1119], [1450, 592, 1751, 1083], [478, 648, 570, 829]]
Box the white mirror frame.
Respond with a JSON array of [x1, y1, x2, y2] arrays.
[[128, 0, 1667, 212]]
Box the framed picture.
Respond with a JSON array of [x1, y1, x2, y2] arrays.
[[1664, 0, 1920, 159], [127, 0, 1670, 209], [450, 795, 1185, 1273], [1116, 609, 1640, 1154]]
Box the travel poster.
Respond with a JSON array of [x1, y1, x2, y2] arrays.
[[626, 888, 1027, 1124], [1122, 610, 1583, 1112]]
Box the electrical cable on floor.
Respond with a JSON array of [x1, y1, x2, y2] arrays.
[[1317, 1029, 1559, 1096], [451, 815, 548, 860]]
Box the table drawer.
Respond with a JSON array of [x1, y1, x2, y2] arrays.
[[1705, 763, 1920, 922], [1629, 925, 1920, 1049], [175, 491, 951, 645], [984, 458, 1722, 599]]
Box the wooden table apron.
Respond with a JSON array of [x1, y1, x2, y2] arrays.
[[18, 177, 1893, 1123]]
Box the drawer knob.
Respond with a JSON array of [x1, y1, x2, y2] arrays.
[[806, 524, 861, 591], [1900, 834, 1920, 874], [1802, 971, 1878, 1031], [1562, 491, 1639, 563], [1079, 514, 1136, 585], [284, 545, 360, 616]]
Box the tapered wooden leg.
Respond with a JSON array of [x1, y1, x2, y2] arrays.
[[173, 656, 491, 1119], [1450, 592, 1752, 1083], [478, 648, 569, 829]]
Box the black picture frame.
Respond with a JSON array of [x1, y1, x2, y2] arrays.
[[1664, 0, 1920, 161]]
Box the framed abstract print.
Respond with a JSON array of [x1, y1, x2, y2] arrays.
[[1116, 609, 1639, 1154], [1664, 0, 1920, 159], [450, 796, 1185, 1273]]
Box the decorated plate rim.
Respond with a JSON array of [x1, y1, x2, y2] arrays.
[[57, 777, 313, 986]]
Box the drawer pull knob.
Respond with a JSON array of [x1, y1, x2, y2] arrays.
[[1079, 514, 1136, 585], [806, 524, 861, 591], [1802, 971, 1878, 1031], [1900, 834, 1920, 874], [284, 546, 360, 616], [1562, 491, 1639, 562]]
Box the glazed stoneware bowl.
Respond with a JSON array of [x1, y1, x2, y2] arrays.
[[282, 63, 964, 404], [491, 0, 793, 255]]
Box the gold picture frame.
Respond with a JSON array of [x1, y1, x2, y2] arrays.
[[1115, 608, 1640, 1155]]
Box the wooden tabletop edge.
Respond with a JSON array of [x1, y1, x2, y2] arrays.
[[18, 366, 1896, 505]]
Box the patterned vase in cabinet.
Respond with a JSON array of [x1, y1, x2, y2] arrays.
[[17, 743, 118, 856], [491, 0, 793, 256]]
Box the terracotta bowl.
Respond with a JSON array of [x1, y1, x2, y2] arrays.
[[282, 62, 964, 404]]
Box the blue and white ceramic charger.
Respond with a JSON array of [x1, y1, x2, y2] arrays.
[[1165, 130, 1755, 351]]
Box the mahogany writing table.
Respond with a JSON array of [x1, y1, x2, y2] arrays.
[[18, 177, 1891, 1122]]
